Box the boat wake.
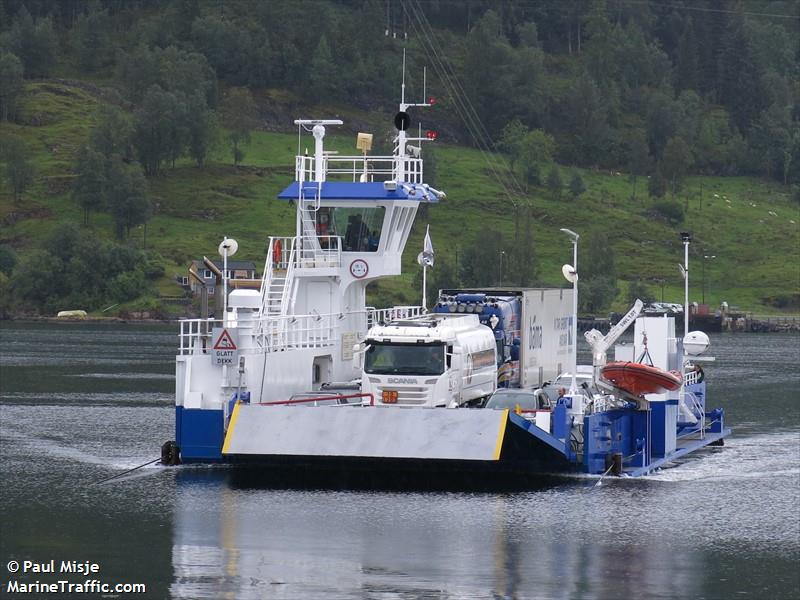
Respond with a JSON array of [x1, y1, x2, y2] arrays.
[[648, 430, 800, 482], [2, 425, 158, 471], [68, 372, 175, 380]]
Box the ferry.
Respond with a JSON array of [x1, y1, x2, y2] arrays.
[[166, 91, 731, 484]]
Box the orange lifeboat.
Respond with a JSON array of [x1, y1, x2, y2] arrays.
[[600, 361, 683, 396]]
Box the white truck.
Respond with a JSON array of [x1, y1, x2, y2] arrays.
[[359, 288, 575, 408], [360, 314, 497, 407]]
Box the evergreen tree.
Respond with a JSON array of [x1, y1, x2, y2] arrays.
[[460, 229, 506, 287], [187, 105, 217, 168], [646, 91, 679, 158], [305, 35, 337, 103], [662, 136, 693, 195], [582, 2, 617, 87], [498, 119, 528, 173], [506, 205, 537, 287], [107, 158, 150, 239], [560, 75, 612, 166], [0, 245, 16, 276], [578, 230, 618, 313], [569, 171, 586, 199], [648, 165, 667, 198], [518, 129, 555, 188], [625, 128, 651, 201], [0, 52, 23, 122], [133, 85, 183, 175], [675, 16, 698, 91], [463, 10, 513, 132], [90, 105, 133, 161], [72, 1, 113, 72], [1, 134, 34, 204], [546, 165, 563, 200], [220, 87, 258, 165], [72, 146, 107, 225], [2, 6, 56, 77], [717, 5, 767, 132], [749, 103, 793, 182]]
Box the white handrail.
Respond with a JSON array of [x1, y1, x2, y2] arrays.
[[179, 305, 424, 356], [295, 154, 424, 184]]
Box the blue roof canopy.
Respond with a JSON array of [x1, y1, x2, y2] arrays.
[[277, 181, 439, 203]]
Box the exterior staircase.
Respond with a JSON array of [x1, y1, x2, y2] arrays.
[[260, 237, 296, 318], [299, 182, 321, 265]]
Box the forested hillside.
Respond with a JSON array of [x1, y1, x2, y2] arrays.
[[0, 0, 798, 317]]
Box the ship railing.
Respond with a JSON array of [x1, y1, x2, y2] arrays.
[[264, 235, 342, 274], [253, 313, 339, 353], [178, 318, 221, 355], [179, 305, 428, 356], [297, 235, 342, 269], [366, 305, 425, 328], [179, 312, 340, 356], [679, 389, 706, 438], [278, 237, 297, 316], [684, 369, 700, 385], [295, 154, 424, 184], [259, 236, 295, 318]]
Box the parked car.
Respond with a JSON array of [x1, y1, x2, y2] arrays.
[[485, 388, 550, 411], [538, 366, 595, 405]]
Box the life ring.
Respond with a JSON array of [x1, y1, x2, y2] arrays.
[[272, 239, 282, 266]]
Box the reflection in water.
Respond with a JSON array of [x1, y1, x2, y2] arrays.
[[169, 463, 798, 600]]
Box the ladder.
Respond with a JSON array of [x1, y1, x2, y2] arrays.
[[299, 182, 321, 265], [260, 237, 296, 318]]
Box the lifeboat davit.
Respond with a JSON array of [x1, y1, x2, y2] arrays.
[[600, 361, 683, 396]]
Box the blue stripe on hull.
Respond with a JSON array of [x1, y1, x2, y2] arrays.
[[176, 407, 225, 462]]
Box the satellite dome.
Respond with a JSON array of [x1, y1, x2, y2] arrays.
[[683, 331, 710, 356]]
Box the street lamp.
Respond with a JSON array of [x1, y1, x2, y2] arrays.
[[499, 250, 506, 287], [560, 228, 579, 394], [702, 255, 716, 305], [218, 236, 238, 318], [679, 232, 691, 343]]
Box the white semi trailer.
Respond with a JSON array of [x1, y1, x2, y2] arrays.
[[360, 288, 575, 408], [360, 314, 497, 407]]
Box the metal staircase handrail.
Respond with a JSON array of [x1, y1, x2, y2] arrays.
[[280, 238, 297, 316]]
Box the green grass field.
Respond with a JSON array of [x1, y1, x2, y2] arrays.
[[1, 81, 798, 315]]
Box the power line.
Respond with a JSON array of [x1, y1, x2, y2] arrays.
[[615, 0, 799, 20], [403, 0, 530, 208]]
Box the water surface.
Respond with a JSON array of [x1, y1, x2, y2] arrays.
[[1, 322, 798, 599]]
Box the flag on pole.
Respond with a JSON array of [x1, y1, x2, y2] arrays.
[[417, 224, 435, 268]]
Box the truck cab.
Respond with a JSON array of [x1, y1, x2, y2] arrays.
[[360, 314, 497, 407]]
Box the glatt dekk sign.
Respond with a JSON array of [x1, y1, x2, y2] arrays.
[[211, 328, 238, 366]]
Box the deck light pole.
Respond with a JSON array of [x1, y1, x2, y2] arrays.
[[218, 237, 238, 318], [560, 228, 579, 394], [680, 232, 691, 342]]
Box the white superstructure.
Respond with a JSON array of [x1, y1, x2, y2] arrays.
[[174, 99, 442, 460]]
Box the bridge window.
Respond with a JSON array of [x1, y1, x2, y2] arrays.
[[320, 207, 384, 252]]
